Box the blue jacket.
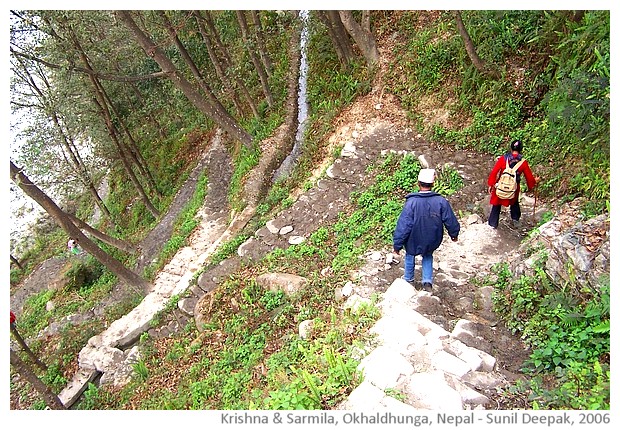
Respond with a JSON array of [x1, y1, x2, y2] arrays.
[[393, 191, 460, 256]]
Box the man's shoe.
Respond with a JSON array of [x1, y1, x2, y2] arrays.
[[422, 282, 432, 293]]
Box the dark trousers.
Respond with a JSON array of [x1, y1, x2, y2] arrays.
[[488, 203, 521, 228]]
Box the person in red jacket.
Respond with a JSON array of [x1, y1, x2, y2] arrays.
[[487, 140, 538, 228]]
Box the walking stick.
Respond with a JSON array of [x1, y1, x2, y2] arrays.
[[532, 184, 538, 219]]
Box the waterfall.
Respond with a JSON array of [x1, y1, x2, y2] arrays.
[[272, 10, 309, 182]]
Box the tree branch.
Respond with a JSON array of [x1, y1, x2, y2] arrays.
[[10, 47, 170, 82]]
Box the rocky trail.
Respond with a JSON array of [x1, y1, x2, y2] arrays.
[[11, 98, 548, 409]]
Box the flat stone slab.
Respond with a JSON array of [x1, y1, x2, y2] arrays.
[[58, 367, 99, 407], [357, 346, 414, 389]]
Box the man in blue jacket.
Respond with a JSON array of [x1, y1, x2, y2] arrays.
[[392, 168, 460, 293]]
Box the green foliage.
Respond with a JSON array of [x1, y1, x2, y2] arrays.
[[398, 20, 458, 93], [208, 233, 251, 266], [433, 165, 465, 196], [529, 359, 610, 410], [255, 181, 292, 217], [63, 257, 105, 293], [262, 379, 317, 409], [17, 290, 55, 338], [489, 258, 610, 409], [132, 360, 149, 382], [10, 268, 22, 285], [41, 362, 68, 391], [229, 143, 261, 211], [261, 316, 365, 410], [259, 290, 286, 312], [77, 383, 101, 410], [386, 10, 609, 217]]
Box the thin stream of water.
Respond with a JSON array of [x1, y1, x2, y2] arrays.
[[272, 10, 309, 182]]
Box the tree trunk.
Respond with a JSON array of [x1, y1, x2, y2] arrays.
[[67, 213, 136, 253], [66, 25, 160, 218], [318, 11, 356, 66], [116, 10, 253, 147], [101, 88, 161, 198], [10, 161, 151, 291], [193, 11, 248, 118], [203, 11, 260, 119], [236, 10, 274, 108], [250, 11, 273, 76], [91, 91, 161, 218], [338, 10, 380, 68], [453, 10, 498, 78], [361, 11, 371, 33], [159, 11, 232, 117], [10, 323, 47, 371], [10, 254, 23, 270], [10, 349, 66, 410]]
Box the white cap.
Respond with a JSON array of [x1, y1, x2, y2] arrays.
[[418, 168, 435, 184]]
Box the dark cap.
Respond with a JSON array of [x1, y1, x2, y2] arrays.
[[510, 140, 523, 152]]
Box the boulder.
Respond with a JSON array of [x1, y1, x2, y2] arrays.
[[255, 272, 308, 295]]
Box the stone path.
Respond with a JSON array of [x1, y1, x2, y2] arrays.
[[57, 117, 539, 408], [340, 278, 501, 410], [58, 131, 237, 405]]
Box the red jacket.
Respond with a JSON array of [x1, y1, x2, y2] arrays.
[[488, 153, 536, 206]]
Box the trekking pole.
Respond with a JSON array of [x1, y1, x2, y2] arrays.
[[532, 184, 538, 219]]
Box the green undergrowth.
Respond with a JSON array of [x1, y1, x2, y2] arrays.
[[384, 10, 609, 218], [83, 148, 463, 410], [482, 260, 610, 409]]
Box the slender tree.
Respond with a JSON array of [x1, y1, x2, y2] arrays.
[[89, 82, 161, 218], [10, 161, 151, 291], [116, 10, 254, 147], [158, 11, 231, 117], [99, 85, 161, 198], [250, 11, 273, 76], [10, 312, 47, 371], [10, 348, 65, 410], [338, 10, 380, 68], [192, 11, 248, 118], [453, 10, 499, 78], [201, 10, 260, 119], [236, 10, 274, 108], [317, 11, 356, 67]]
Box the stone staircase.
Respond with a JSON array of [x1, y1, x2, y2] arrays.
[[339, 277, 506, 410]]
